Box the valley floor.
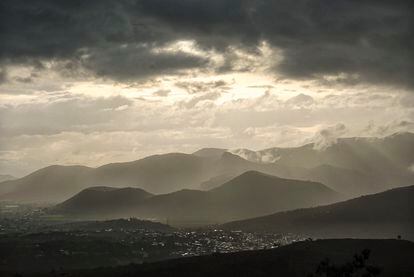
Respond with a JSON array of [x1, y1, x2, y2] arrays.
[[9, 239, 414, 277]]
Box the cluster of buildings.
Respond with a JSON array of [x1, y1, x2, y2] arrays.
[[0, 204, 304, 265]]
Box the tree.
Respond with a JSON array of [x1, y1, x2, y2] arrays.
[[307, 249, 381, 277]]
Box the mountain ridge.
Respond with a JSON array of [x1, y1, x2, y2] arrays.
[[52, 171, 340, 225], [1, 132, 413, 202], [222, 185, 414, 240]]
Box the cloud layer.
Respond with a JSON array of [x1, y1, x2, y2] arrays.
[[1, 0, 413, 88], [0, 1, 413, 176]]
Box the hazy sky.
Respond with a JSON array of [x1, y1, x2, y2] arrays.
[[1, 0, 413, 176]]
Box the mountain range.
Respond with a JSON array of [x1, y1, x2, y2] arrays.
[[53, 171, 340, 224], [222, 185, 414, 240], [232, 132, 414, 195], [1, 132, 413, 203]]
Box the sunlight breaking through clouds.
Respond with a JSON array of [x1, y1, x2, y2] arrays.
[[0, 1, 413, 176]]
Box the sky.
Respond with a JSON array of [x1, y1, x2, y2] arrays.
[[0, 0, 413, 176]]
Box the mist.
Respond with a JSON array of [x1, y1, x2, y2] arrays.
[[0, 1, 413, 276]]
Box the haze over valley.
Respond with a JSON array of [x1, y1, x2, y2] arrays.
[[1, 1, 413, 276], [1, 132, 413, 204]]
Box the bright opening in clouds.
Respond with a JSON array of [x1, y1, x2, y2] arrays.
[[0, 0, 413, 176]]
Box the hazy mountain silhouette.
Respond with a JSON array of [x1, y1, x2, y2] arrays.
[[192, 148, 227, 158], [0, 154, 211, 202], [53, 171, 340, 225], [35, 239, 414, 277], [54, 187, 153, 218], [0, 152, 297, 203], [0, 174, 15, 183], [205, 171, 340, 220], [0, 165, 93, 202], [199, 174, 234, 190], [222, 185, 414, 240], [237, 132, 414, 170], [301, 164, 381, 196], [0, 174, 17, 195], [233, 132, 414, 196], [1, 132, 412, 202]]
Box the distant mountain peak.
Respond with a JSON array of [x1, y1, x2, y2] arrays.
[[225, 170, 284, 183], [53, 186, 154, 217], [238, 170, 276, 178], [211, 170, 337, 198], [192, 148, 227, 158], [220, 151, 247, 161], [84, 186, 120, 192]]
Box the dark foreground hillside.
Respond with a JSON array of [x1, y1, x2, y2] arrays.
[[25, 239, 414, 277], [222, 185, 414, 240]]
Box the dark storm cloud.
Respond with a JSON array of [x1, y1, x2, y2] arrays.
[[81, 44, 209, 81], [0, 0, 204, 81], [1, 0, 413, 88], [176, 80, 229, 94], [0, 68, 7, 84], [268, 0, 414, 88]]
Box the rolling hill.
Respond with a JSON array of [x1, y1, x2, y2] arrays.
[[54, 186, 153, 218], [53, 171, 340, 225], [0, 152, 289, 203], [0, 165, 93, 202], [0, 153, 212, 202], [222, 185, 414, 240]]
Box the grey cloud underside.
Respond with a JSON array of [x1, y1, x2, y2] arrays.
[[0, 0, 413, 87], [82, 45, 209, 81], [0, 68, 7, 84]]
